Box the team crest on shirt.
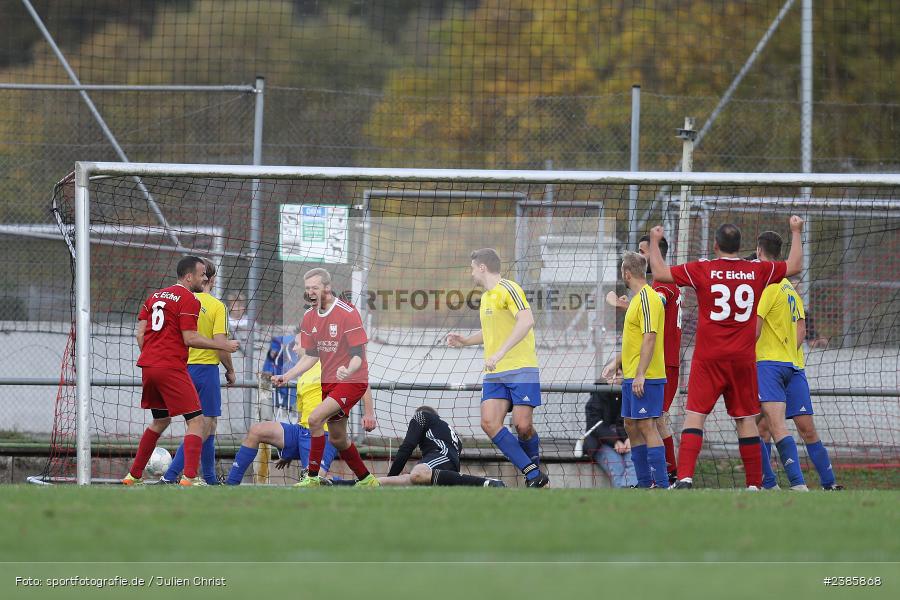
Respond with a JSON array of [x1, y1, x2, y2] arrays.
[[329, 324, 338, 337]]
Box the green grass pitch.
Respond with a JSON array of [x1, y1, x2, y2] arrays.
[[1, 486, 897, 599]]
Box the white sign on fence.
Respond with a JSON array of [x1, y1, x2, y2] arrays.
[[279, 204, 349, 263]]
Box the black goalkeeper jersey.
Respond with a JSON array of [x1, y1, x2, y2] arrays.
[[387, 410, 462, 476]]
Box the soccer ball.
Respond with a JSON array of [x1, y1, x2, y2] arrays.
[[146, 447, 172, 477]]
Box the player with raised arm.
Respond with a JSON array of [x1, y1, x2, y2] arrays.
[[271, 268, 379, 487], [752, 233, 809, 491], [608, 235, 682, 482], [647, 216, 804, 489], [122, 256, 240, 486], [447, 249, 549, 488], [754, 268, 844, 491], [601, 252, 669, 488], [158, 259, 235, 484], [378, 406, 505, 487]]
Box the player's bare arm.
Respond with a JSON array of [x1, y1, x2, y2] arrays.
[[785, 215, 804, 276], [484, 308, 534, 371], [648, 226, 674, 283], [271, 353, 318, 386], [447, 331, 484, 348], [183, 329, 239, 353], [796, 318, 806, 349], [601, 353, 622, 382], [215, 333, 237, 385], [756, 318, 764, 341], [136, 319, 147, 350], [633, 332, 657, 398], [336, 354, 363, 381], [361, 388, 377, 431], [605, 291, 629, 310]]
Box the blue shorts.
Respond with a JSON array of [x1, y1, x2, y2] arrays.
[[279, 423, 336, 471], [785, 369, 815, 418], [481, 369, 541, 408], [757, 362, 796, 403], [187, 364, 222, 417], [621, 378, 666, 419]]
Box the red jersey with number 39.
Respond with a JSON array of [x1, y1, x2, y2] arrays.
[[653, 282, 682, 368], [670, 258, 787, 362], [300, 298, 369, 384], [136, 283, 200, 369]]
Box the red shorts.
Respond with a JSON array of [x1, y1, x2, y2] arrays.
[[321, 382, 368, 422], [686, 358, 760, 419], [663, 365, 680, 412], [140, 366, 201, 417]]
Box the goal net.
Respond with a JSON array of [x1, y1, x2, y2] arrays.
[[42, 163, 900, 487]]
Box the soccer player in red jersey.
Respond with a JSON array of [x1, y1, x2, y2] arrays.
[[646, 216, 804, 489], [123, 256, 240, 486], [272, 267, 379, 487]]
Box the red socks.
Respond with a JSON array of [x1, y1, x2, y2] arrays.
[[129, 428, 161, 479], [738, 437, 763, 488], [339, 443, 370, 480], [308, 434, 326, 476], [182, 434, 202, 479], [662, 435, 677, 475], [677, 429, 703, 480]]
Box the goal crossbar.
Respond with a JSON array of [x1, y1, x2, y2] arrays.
[[76, 161, 900, 187]]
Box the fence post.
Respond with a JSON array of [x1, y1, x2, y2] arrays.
[[676, 118, 697, 262], [628, 85, 641, 249], [245, 76, 265, 430]]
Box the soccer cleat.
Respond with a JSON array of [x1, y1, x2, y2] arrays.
[[525, 471, 550, 488], [763, 484, 782, 491], [484, 479, 506, 488], [179, 476, 208, 487], [354, 474, 381, 488], [147, 477, 177, 485], [121, 473, 143, 486], [823, 484, 845, 491], [789, 484, 810, 492], [294, 475, 323, 488], [746, 485, 760, 491], [668, 472, 678, 486], [669, 478, 693, 490]]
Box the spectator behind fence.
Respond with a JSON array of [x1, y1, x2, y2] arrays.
[[261, 328, 301, 411], [225, 291, 249, 334], [583, 375, 637, 488]]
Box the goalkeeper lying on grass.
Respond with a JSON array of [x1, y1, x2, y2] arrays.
[[378, 406, 506, 488]]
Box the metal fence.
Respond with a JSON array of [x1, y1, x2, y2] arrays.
[[2, 81, 900, 437]]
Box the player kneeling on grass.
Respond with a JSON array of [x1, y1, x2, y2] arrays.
[[225, 383, 375, 485], [602, 251, 669, 488], [379, 406, 505, 488]]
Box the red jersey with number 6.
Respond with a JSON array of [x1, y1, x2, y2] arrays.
[[136, 283, 200, 370], [300, 298, 369, 384], [653, 282, 682, 368], [670, 258, 786, 362]]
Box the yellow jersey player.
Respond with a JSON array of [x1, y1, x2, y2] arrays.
[[447, 248, 548, 487], [602, 251, 668, 488], [754, 231, 808, 491], [755, 233, 842, 490]]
